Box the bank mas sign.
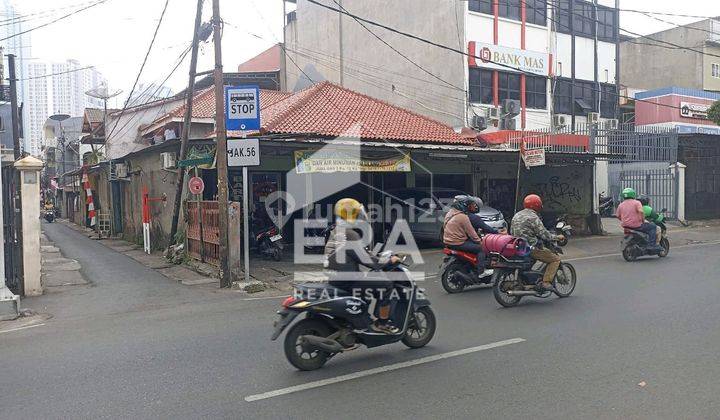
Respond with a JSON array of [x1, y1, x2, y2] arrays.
[[468, 41, 550, 76], [226, 85, 260, 131]]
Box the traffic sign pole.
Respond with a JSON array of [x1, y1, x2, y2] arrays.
[[242, 154, 250, 283]]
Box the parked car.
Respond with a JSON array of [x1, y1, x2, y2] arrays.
[[384, 188, 507, 242]]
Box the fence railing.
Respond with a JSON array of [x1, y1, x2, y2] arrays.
[[506, 123, 678, 162]]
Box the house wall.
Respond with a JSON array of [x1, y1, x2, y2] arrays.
[[285, 0, 467, 127], [620, 20, 711, 91]]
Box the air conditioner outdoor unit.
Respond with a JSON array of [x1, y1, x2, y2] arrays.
[[553, 114, 568, 128], [472, 115, 488, 131], [486, 107, 501, 120], [501, 116, 517, 130], [115, 162, 128, 178], [587, 112, 600, 124], [606, 119, 619, 130], [502, 99, 521, 117], [161, 152, 177, 169]]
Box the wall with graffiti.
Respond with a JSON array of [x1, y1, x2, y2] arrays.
[[519, 164, 593, 219]]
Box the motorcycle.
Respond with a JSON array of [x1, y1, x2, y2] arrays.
[[439, 245, 493, 294], [621, 208, 669, 262], [43, 208, 55, 223], [271, 252, 436, 371], [491, 239, 577, 308], [251, 224, 284, 261], [599, 191, 614, 217]]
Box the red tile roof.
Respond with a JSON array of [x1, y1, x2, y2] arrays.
[[237, 44, 282, 73], [152, 81, 475, 145]]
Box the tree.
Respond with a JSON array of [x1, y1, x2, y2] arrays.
[[709, 100, 720, 125]]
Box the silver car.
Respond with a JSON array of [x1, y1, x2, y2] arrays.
[[385, 188, 507, 242]]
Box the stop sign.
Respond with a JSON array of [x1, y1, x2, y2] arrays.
[[188, 176, 205, 195]]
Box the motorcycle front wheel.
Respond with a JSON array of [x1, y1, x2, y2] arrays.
[[553, 263, 576, 298], [658, 238, 670, 258], [402, 306, 436, 348], [440, 262, 467, 294], [283, 318, 332, 371], [622, 245, 638, 262], [492, 270, 522, 307]]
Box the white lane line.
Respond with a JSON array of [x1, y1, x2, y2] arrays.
[[565, 240, 720, 262], [0, 323, 45, 335], [244, 337, 526, 402]]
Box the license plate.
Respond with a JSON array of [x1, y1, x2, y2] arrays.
[[270, 234, 282, 242]]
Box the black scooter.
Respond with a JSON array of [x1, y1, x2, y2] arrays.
[[599, 191, 614, 217], [251, 224, 283, 261], [621, 208, 670, 261], [271, 252, 436, 371], [43, 209, 55, 223]]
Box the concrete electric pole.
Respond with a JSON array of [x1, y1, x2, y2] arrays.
[[213, 0, 231, 287]]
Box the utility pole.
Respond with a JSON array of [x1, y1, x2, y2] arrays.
[[169, 0, 205, 245], [213, 0, 231, 287], [8, 54, 21, 159]]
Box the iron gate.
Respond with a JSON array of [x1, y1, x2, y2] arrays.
[[2, 164, 22, 295], [679, 136, 720, 219], [617, 168, 677, 219]]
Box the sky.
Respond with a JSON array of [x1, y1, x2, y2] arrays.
[[10, 0, 720, 108]]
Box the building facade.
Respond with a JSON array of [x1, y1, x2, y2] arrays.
[[50, 59, 105, 117], [1, 0, 30, 153], [284, 0, 620, 130], [621, 19, 720, 93], [24, 63, 49, 157]]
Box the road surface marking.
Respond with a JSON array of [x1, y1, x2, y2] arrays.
[[566, 240, 720, 262], [244, 337, 526, 402], [0, 323, 45, 335]]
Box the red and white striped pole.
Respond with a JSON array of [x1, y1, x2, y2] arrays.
[[142, 186, 151, 254], [82, 167, 96, 227]]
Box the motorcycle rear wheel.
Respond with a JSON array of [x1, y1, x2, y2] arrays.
[[553, 263, 576, 298], [492, 270, 522, 307], [401, 306, 436, 349], [622, 245, 638, 262], [283, 319, 332, 371], [440, 262, 467, 294]]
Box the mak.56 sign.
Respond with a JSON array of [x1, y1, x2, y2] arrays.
[[226, 85, 261, 130]]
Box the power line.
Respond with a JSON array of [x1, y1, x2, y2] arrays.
[[0, 0, 111, 42], [329, 0, 465, 92], [106, 0, 172, 141], [0, 1, 99, 26]]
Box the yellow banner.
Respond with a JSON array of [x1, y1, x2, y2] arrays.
[[294, 151, 411, 174]]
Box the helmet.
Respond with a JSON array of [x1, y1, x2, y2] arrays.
[[334, 198, 365, 223], [637, 195, 649, 206], [451, 195, 473, 213], [470, 196, 484, 209], [523, 194, 543, 212], [621, 188, 636, 199], [643, 205, 652, 218]]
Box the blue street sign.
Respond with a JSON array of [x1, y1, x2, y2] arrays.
[[225, 85, 261, 131]]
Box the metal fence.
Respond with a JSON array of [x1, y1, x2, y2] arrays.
[[186, 201, 220, 265], [615, 168, 678, 219], [507, 123, 678, 162], [2, 164, 22, 294]]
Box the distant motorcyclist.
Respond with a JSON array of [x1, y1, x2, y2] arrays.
[[324, 198, 400, 334], [510, 194, 564, 291], [616, 188, 661, 251], [467, 196, 507, 235], [443, 195, 493, 278]]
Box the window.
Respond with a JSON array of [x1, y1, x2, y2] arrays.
[[713, 63, 720, 79], [556, 0, 572, 33], [553, 78, 573, 114], [597, 7, 618, 42], [498, 71, 521, 102], [526, 0, 547, 26], [573, 80, 597, 112], [498, 0, 521, 21], [553, 78, 597, 115], [469, 0, 493, 15], [600, 83, 617, 118], [469, 68, 494, 104], [572, 1, 594, 38], [526, 75, 547, 109]]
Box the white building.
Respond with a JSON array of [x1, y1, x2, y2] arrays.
[[24, 63, 49, 157], [50, 59, 105, 117], [1, 0, 31, 152]]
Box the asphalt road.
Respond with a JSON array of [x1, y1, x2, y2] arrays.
[[2, 222, 720, 419]]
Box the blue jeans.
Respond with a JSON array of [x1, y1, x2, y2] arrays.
[[635, 222, 658, 246]]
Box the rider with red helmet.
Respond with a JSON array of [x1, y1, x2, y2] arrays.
[[510, 194, 565, 291]]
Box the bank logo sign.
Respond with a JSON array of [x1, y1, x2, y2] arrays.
[[469, 41, 550, 76]]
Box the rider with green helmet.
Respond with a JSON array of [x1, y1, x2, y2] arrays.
[[616, 188, 662, 251]]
